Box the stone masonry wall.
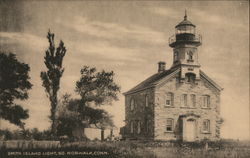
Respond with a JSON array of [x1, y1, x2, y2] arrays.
[[124, 88, 155, 139], [154, 74, 221, 141]]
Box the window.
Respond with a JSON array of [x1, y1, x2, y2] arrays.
[[130, 121, 134, 133], [145, 95, 149, 107], [137, 121, 141, 134], [165, 92, 174, 107], [181, 94, 188, 107], [145, 119, 150, 133], [166, 118, 174, 132], [190, 94, 196, 107], [174, 51, 178, 62], [187, 51, 194, 62], [203, 120, 210, 132], [187, 51, 194, 60], [202, 95, 210, 108], [185, 73, 196, 83], [130, 98, 135, 111]]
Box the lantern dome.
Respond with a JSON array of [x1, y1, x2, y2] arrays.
[[175, 14, 195, 28], [175, 13, 196, 35]]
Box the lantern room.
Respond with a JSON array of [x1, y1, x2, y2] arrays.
[[169, 11, 202, 48], [175, 13, 195, 35]]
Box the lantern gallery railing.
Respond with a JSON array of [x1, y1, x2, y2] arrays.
[[169, 34, 202, 46]]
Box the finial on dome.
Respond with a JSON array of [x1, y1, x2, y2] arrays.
[[184, 9, 187, 20]]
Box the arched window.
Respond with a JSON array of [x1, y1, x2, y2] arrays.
[[166, 118, 174, 132], [145, 95, 149, 107], [165, 92, 174, 107], [130, 98, 135, 111]]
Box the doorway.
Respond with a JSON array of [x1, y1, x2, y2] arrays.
[[185, 119, 196, 141]]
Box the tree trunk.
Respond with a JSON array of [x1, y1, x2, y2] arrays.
[[50, 98, 57, 137], [101, 129, 104, 141], [51, 118, 56, 136], [110, 129, 113, 140]]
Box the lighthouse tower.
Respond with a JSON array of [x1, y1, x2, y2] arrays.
[[169, 11, 202, 82]]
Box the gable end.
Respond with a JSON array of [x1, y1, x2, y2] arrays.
[[200, 70, 223, 92]]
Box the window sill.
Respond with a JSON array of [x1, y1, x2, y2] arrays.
[[164, 131, 174, 133], [185, 81, 196, 84], [202, 132, 211, 134], [180, 107, 196, 109], [201, 107, 211, 110], [164, 106, 174, 108]]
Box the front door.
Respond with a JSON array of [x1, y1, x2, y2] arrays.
[[185, 119, 196, 141]]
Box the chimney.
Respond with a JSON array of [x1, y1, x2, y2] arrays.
[[158, 61, 166, 73]]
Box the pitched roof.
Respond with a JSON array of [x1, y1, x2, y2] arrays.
[[124, 68, 180, 95], [123, 68, 223, 95]]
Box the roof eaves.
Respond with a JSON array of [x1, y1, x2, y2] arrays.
[[123, 73, 158, 95], [200, 70, 223, 91], [124, 68, 180, 95], [123, 85, 156, 95], [155, 68, 180, 86]]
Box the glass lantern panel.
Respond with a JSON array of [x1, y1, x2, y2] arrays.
[[176, 25, 195, 34]]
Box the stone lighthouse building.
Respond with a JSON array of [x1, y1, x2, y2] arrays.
[[122, 13, 223, 141]]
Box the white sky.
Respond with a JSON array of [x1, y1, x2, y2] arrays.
[[0, 1, 249, 140]]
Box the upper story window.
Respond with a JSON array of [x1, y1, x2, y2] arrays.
[[190, 94, 196, 107], [185, 73, 196, 83], [202, 95, 210, 108], [145, 119, 150, 133], [187, 51, 194, 61], [130, 121, 134, 133], [174, 51, 178, 62], [202, 119, 210, 133], [137, 121, 141, 134], [145, 95, 149, 107], [181, 94, 188, 107], [130, 98, 135, 111], [165, 92, 174, 107], [166, 118, 174, 132]]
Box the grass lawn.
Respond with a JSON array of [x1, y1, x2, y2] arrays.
[[1, 140, 250, 158]]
